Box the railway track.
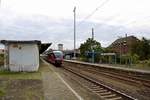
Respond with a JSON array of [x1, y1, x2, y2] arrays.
[[64, 62, 150, 88], [79, 66, 150, 88], [93, 69, 150, 88], [63, 66, 137, 100]]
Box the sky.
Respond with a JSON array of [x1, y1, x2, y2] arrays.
[[0, 0, 150, 49]]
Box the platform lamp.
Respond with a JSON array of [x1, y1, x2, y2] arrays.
[[73, 6, 76, 60]]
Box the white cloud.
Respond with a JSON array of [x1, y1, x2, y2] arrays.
[[0, 0, 150, 49]]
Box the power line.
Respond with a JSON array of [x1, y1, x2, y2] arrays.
[[0, 0, 1, 7], [65, 0, 111, 46], [68, 0, 110, 34], [71, 0, 111, 40], [78, 0, 111, 26], [80, 13, 120, 37]]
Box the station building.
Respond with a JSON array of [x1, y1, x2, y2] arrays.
[[0, 40, 41, 72], [108, 35, 140, 54]]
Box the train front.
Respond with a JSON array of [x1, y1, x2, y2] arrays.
[[53, 51, 63, 66]]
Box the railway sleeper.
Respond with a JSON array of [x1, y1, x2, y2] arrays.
[[92, 88, 107, 92], [99, 91, 112, 95], [96, 89, 108, 93], [101, 94, 116, 98], [91, 84, 97, 86], [90, 86, 100, 89], [105, 96, 122, 100], [91, 87, 103, 90]]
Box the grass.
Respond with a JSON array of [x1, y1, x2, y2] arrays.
[[25, 88, 44, 100], [0, 60, 45, 99], [0, 90, 5, 97], [0, 54, 4, 66], [0, 60, 46, 79], [0, 70, 42, 80], [0, 80, 8, 97], [133, 63, 150, 70]]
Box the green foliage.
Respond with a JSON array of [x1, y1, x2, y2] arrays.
[[104, 47, 115, 53], [101, 56, 114, 64], [120, 55, 130, 64], [131, 37, 150, 60], [0, 90, 5, 97], [119, 54, 139, 64], [148, 59, 150, 67], [0, 54, 4, 65], [138, 60, 150, 67], [79, 38, 103, 62], [131, 54, 139, 64]]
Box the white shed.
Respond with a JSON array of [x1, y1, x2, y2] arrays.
[[0, 40, 41, 72]]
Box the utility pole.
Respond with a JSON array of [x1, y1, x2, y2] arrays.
[[92, 28, 94, 63], [125, 34, 127, 65], [92, 28, 94, 40], [0, 0, 1, 7], [73, 6, 76, 59]]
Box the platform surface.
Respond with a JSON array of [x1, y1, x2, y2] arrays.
[[64, 60, 150, 74], [41, 59, 82, 100]]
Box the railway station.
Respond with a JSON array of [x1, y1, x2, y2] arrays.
[[0, 39, 149, 100], [0, 0, 150, 100], [41, 58, 100, 100]]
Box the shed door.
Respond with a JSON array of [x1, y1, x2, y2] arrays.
[[9, 44, 39, 71], [9, 44, 22, 71]]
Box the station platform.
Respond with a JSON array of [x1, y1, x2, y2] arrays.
[[64, 60, 150, 74], [40, 59, 83, 100]]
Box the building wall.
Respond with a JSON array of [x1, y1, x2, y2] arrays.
[[109, 36, 139, 54], [8, 44, 39, 72]]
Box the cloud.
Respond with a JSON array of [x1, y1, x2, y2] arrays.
[[0, 8, 150, 49]]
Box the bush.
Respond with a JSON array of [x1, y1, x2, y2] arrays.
[[131, 54, 139, 64], [0, 54, 4, 66], [147, 59, 150, 67], [138, 59, 150, 67], [119, 54, 139, 64], [80, 56, 89, 62]]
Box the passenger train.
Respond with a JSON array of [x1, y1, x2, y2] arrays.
[[44, 50, 63, 66]]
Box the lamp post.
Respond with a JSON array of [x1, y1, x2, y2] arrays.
[[73, 6, 76, 59], [0, 0, 1, 7], [91, 28, 95, 63]]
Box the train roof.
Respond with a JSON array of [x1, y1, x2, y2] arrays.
[[53, 50, 63, 53]]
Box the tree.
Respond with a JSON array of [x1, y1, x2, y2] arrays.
[[79, 38, 103, 62], [131, 37, 150, 60], [138, 37, 150, 60]]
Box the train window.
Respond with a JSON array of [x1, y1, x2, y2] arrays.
[[53, 51, 63, 58]]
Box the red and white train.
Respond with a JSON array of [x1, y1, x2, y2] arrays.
[[44, 50, 63, 66]]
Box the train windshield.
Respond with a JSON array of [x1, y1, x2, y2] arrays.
[[53, 51, 63, 58]]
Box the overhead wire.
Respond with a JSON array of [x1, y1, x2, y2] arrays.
[[73, 0, 150, 46], [78, 0, 111, 26], [76, 0, 112, 39], [67, 0, 111, 36], [66, 0, 112, 46]]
